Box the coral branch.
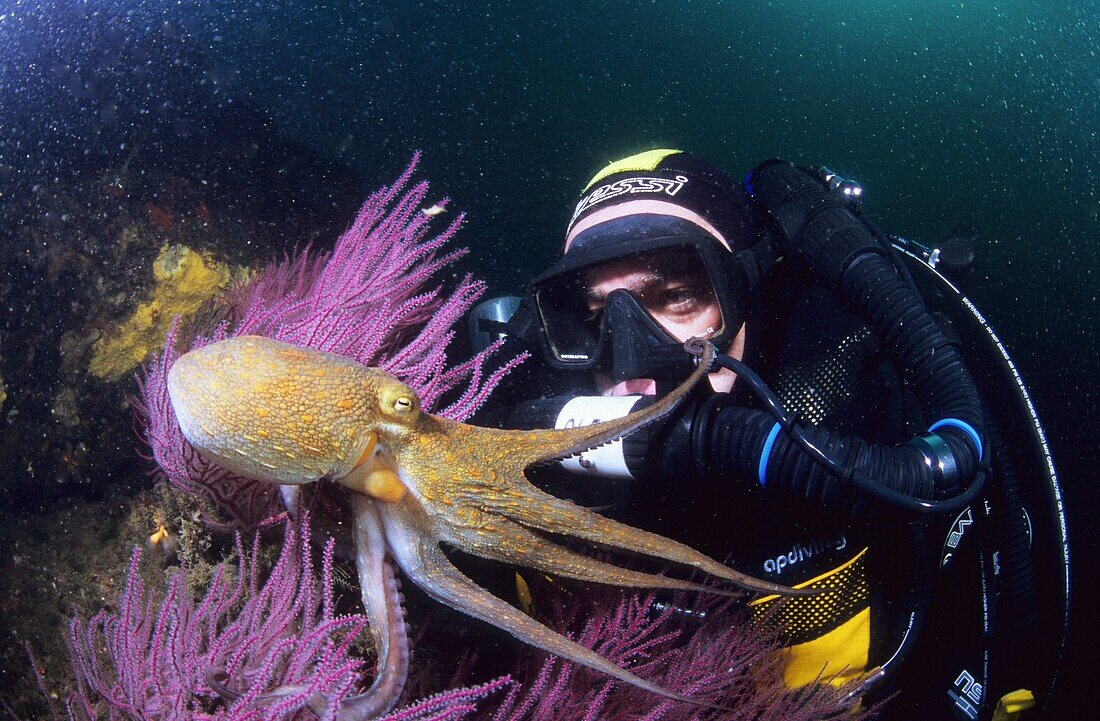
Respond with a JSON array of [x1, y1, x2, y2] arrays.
[[380, 677, 513, 721], [480, 580, 872, 721], [92, 157, 521, 720], [136, 155, 523, 528], [65, 513, 368, 720], [63, 511, 509, 721]]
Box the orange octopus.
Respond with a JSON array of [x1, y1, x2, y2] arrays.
[[167, 335, 805, 718]]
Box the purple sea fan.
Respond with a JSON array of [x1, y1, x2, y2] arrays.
[[66, 513, 366, 720], [135, 154, 525, 527], [481, 581, 872, 721], [64, 513, 508, 721]]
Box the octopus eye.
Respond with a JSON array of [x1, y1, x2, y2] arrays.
[[377, 381, 420, 422]]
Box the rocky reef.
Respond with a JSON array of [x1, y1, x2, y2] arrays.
[[0, 8, 369, 712]]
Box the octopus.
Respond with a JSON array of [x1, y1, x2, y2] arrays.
[[167, 335, 807, 718]]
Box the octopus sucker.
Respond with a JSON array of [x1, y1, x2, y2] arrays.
[[167, 335, 800, 717]]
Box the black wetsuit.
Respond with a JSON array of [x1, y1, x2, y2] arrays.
[[475, 264, 929, 698]]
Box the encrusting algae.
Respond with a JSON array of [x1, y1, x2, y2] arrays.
[[88, 244, 233, 381]]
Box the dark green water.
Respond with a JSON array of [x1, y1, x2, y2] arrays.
[[0, 1, 1094, 717], [165, 7, 1099, 714]]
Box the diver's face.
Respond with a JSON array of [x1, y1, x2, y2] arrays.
[[581, 249, 721, 344], [581, 248, 743, 395]]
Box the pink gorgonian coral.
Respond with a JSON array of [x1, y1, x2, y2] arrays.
[[66, 513, 359, 720], [478, 579, 870, 721], [134, 154, 524, 528], [64, 512, 509, 721], [75, 156, 520, 721]]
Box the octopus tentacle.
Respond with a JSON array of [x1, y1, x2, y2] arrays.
[[203, 672, 329, 717], [445, 340, 714, 470], [380, 500, 728, 712], [442, 509, 738, 597], [333, 495, 410, 721], [166, 335, 791, 709], [490, 483, 815, 597], [279, 484, 302, 518]]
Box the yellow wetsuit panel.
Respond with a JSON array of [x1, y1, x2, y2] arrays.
[[782, 606, 871, 687], [749, 547, 871, 688]]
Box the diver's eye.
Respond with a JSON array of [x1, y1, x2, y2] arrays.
[[662, 284, 712, 315], [665, 287, 698, 308]]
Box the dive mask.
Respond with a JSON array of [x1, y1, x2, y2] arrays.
[[530, 233, 745, 379]]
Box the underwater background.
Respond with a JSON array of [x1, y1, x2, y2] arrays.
[[0, 0, 1094, 718]]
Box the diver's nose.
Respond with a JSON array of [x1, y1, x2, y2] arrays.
[[604, 290, 693, 383]]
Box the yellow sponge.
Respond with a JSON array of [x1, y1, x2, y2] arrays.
[[89, 244, 232, 381]]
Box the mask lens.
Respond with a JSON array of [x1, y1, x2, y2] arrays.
[[585, 246, 725, 343], [535, 242, 728, 367], [535, 272, 605, 364]]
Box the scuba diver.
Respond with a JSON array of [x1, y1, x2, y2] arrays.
[[470, 149, 1070, 720]]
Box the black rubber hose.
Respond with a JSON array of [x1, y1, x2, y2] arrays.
[[691, 290, 985, 512], [985, 414, 1037, 630], [752, 160, 984, 436], [841, 254, 983, 483], [721, 160, 989, 509], [699, 403, 930, 507]]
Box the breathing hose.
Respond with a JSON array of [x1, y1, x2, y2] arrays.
[[682, 159, 992, 513]]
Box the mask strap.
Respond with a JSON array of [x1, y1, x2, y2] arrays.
[[735, 235, 780, 290]]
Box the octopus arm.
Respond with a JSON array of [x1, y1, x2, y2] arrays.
[[447, 340, 716, 470], [333, 496, 411, 721], [379, 501, 725, 710], [441, 510, 738, 598], [489, 483, 815, 598], [279, 485, 301, 517]]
